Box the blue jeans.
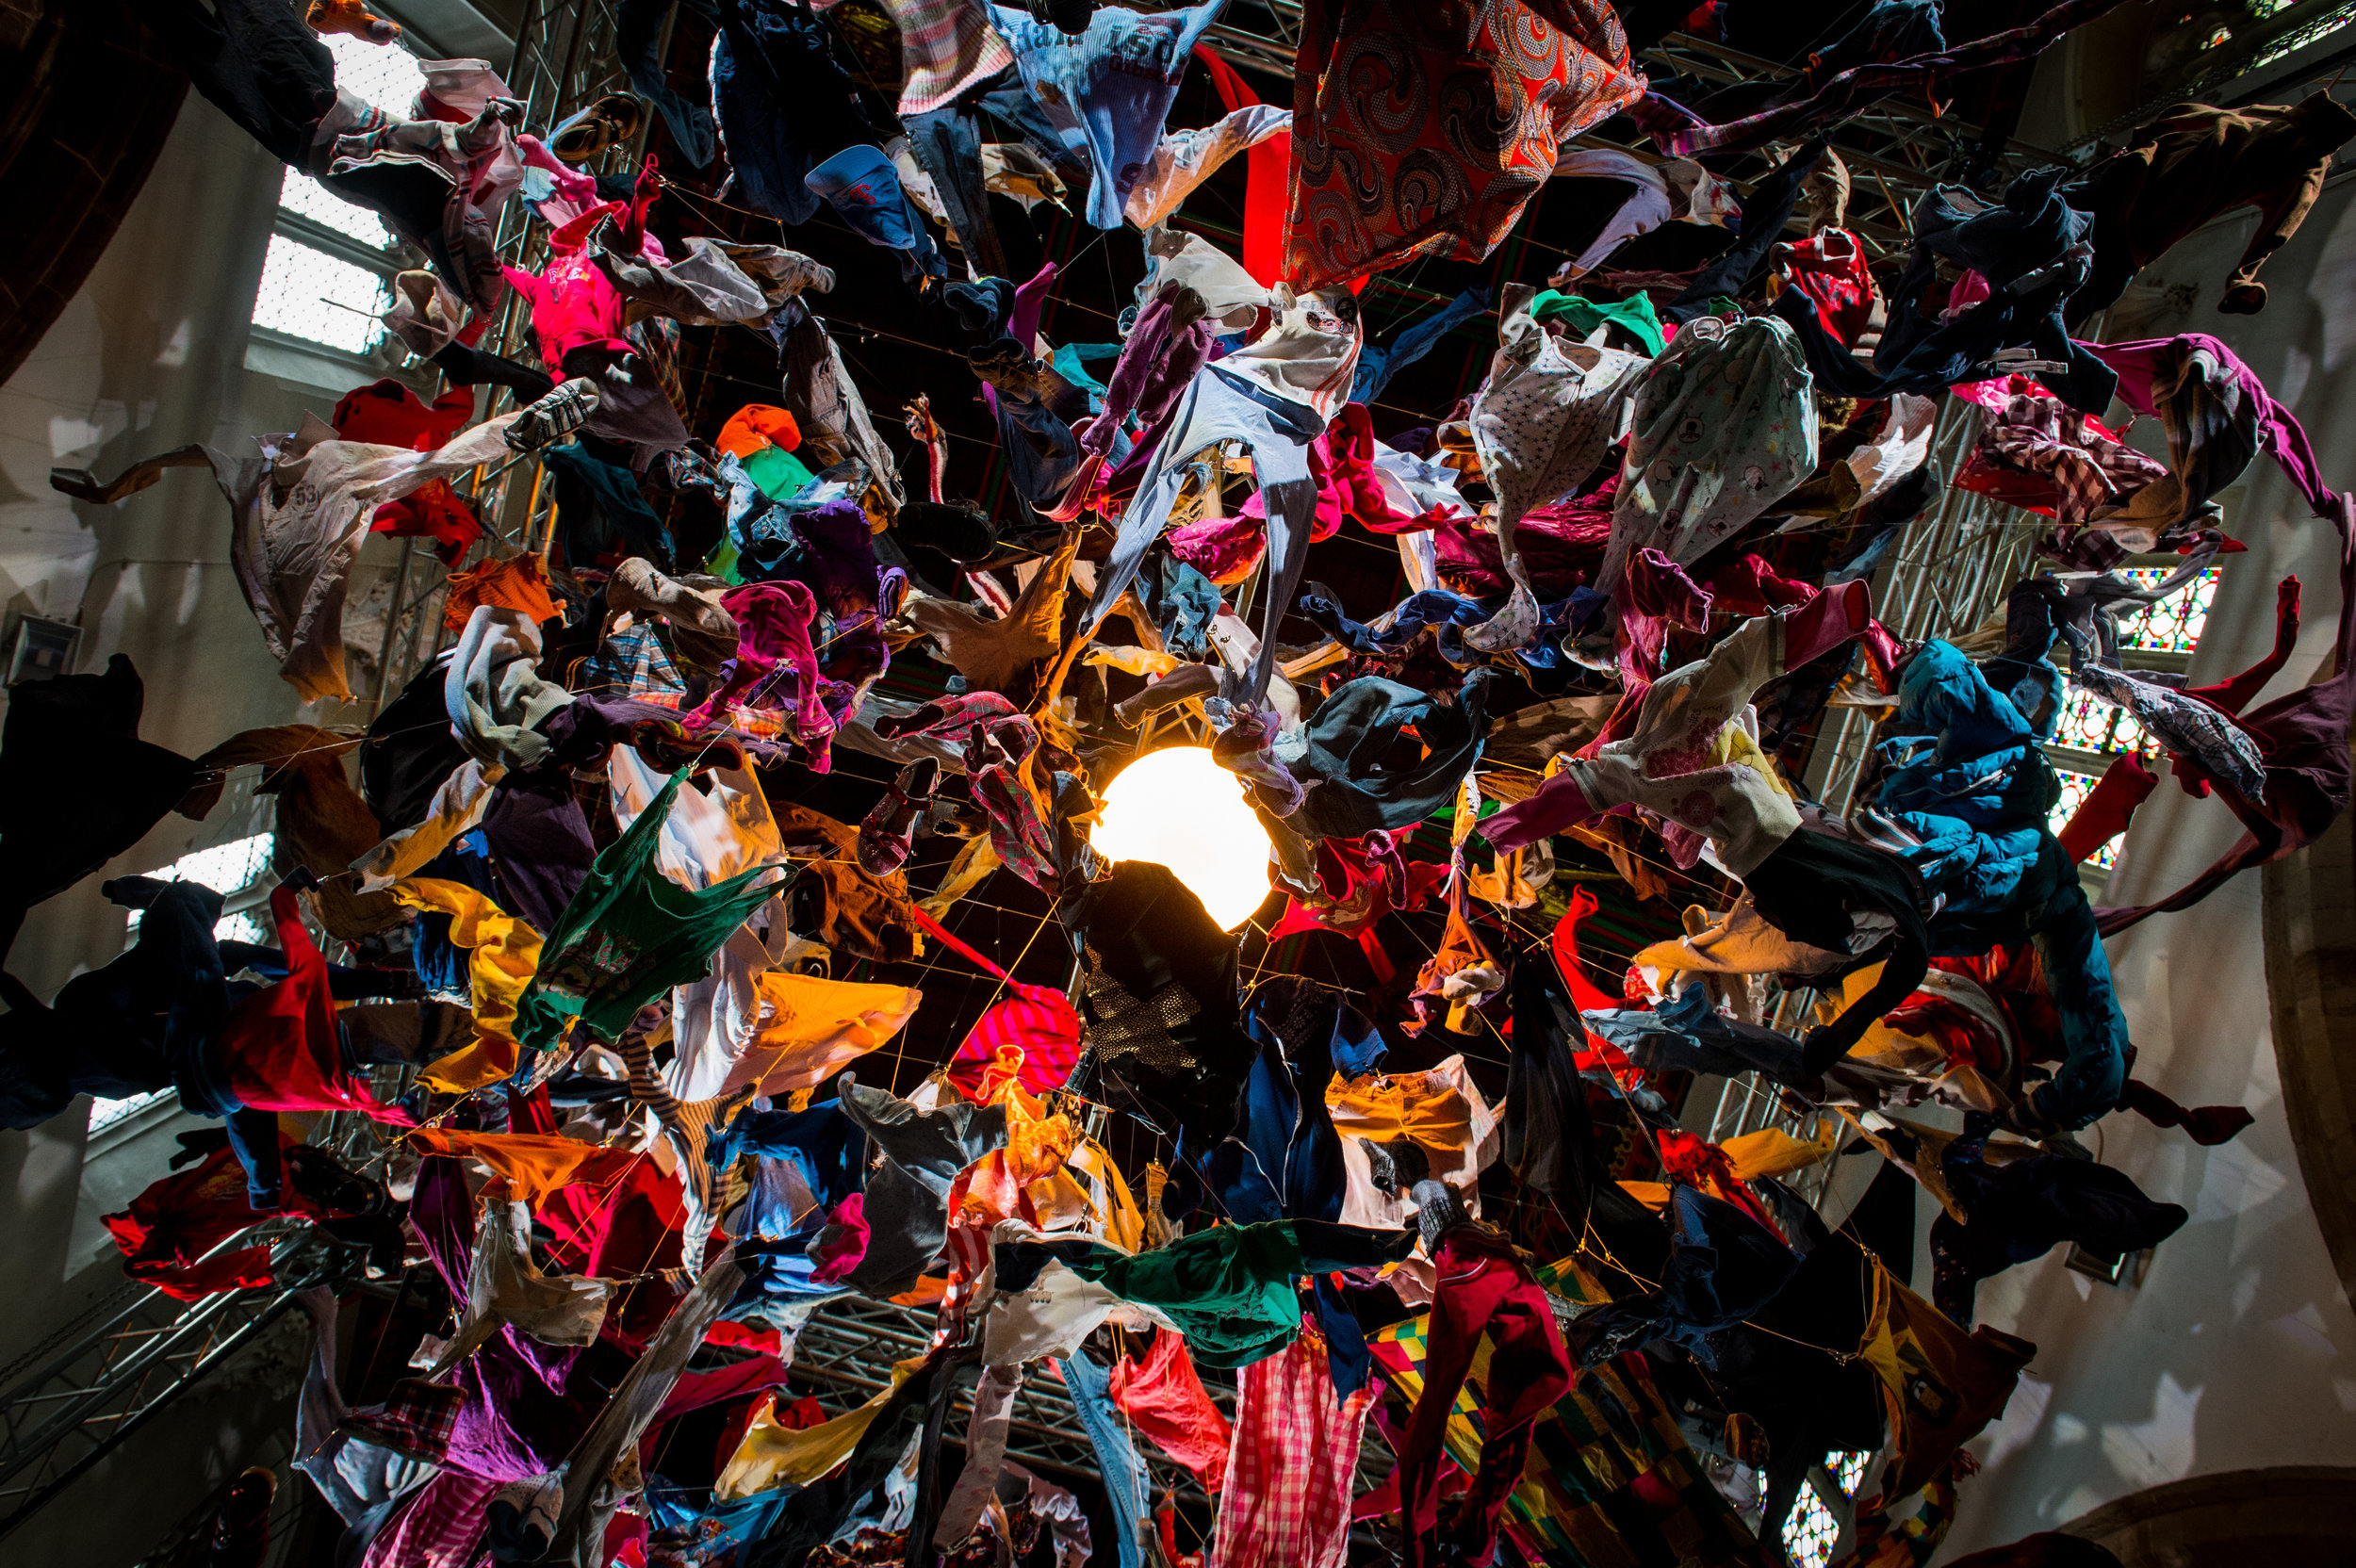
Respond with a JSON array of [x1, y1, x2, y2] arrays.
[[1055, 1351, 1149, 1568], [901, 67, 1083, 277]]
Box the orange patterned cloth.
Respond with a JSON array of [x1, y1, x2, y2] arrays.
[[1284, 0, 1644, 288], [443, 553, 561, 632]]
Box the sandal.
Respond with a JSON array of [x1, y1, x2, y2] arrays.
[[548, 93, 647, 163], [858, 757, 941, 877]]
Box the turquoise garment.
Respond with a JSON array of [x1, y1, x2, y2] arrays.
[[742, 444, 815, 501], [1530, 288, 1666, 355], [1873, 640, 2128, 1130], [1051, 342, 1122, 413]]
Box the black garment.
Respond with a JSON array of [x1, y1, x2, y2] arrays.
[[218, 942, 421, 1002], [431, 342, 557, 402], [1208, 976, 1377, 1392], [478, 763, 597, 936], [1702, 1223, 1888, 1550], [542, 440, 674, 566], [1930, 1125, 2188, 1324], [1506, 951, 1616, 1223], [1067, 860, 1251, 1143], [132, 0, 336, 168], [1293, 669, 1491, 841], [1568, 1184, 1801, 1368], [0, 877, 285, 1202], [1742, 825, 1933, 1074], [1774, 165, 2118, 412], [620, 0, 721, 168], [361, 652, 468, 836], [710, 0, 878, 229], [1663, 139, 1826, 324], [0, 654, 201, 960]]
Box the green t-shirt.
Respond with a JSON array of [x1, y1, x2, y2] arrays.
[[1050, 1218, 1415, 1368], [515, 771, 783, 1050], [1529, 289, 1666, 357]]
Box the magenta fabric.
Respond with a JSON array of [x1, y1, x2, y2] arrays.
[[686, 580, 842, 767], [503, 203, 639, 369], [1240, 403, 1430, 536], [2082, 332, 2340, 518], [1392, 1228, 1574, 1568], [908, 902, 1087, 1098], [1081, 285, 1217, 461], [1434, 469, 1617, 597]]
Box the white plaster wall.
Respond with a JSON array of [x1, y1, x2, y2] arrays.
[[0, 88, 411, 1564], [1938, 178, 2356, 1555]]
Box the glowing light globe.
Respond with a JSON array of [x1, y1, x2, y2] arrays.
[[1090, 745, 1273, 930]]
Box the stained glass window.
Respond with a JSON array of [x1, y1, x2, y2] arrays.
[[2053, 686, 2161, 761], [2046, 768, 2125, 868], [2112, 567, 2218, 654], [1782, 1478, 1840, 1568], [1832, 1449, 1872, 1498]]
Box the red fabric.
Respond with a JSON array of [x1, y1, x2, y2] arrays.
[[370, 478, 483, 564], [655, 1354, 794, 1425], [1392, 1228, 1575, 1568], [331, 379, 475, 450], [2117, 1079, 2254, 1146], [706, 1319, 783, 1354], [908, 905, 1086, 1101], [2056, 751, 2157, 863], [102, 1133, 333, 1299], [1773, 229, 1876, 346], [1110, 1330, 1235, 1494], [1434, 470, 1617, 597], [1552, 886, 1635, 1075], [719, 1393, 822, 1476], [1194, 45, 1291, 290], [220, 887, 415, 1125], [535, 1153, 687, 1350], [1284, 0, 1644, 288], [1707, 552, 1819, 614], [1265, 830, 1448, 983]]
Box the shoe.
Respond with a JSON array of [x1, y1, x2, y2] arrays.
[[308, 0, 400, 44], [548, 94, 647, 163], [858, 758, 940, 877], [505, 378, 601, 450]]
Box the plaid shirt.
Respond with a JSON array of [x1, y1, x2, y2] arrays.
[[1209, 1330, 1373, 1568]]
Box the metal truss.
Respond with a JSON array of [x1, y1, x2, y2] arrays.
[[0, 1101, 401, 1550], [0, 1227, 309, 1543], [789, 1295, 1219, 1503], [372, 0, 646, 707], [790, 1291, 1400, 1557]]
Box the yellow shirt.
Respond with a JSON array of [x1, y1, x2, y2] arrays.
[[716, 1356, 927, 1499], [390, 877, 541, 1092]]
